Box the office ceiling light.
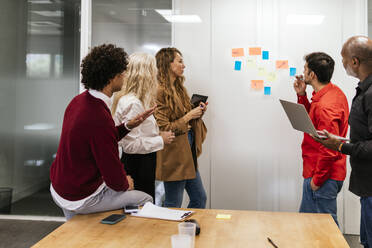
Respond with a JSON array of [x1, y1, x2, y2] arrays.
[[29, 21, 61, 27], [28, 0, 53, 4], [24, 123, 55, 130], [286, 14, 324, 25], [32, 10, 63, 17], [155, 9, 202, 23], [143, 44, 162, 52]]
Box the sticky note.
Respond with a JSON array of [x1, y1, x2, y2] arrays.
[[216, 214, 231, 219], [276, 60, 289, 69], [258, 67, 267, 77], [234, 61, 242, 71], [266, 72, 277, 82], [262, 51, 269, 60], [232, 48, 244, 57], [249, 47, 262, 56], [264, 86, 271, 95], [247, 57, 257, 69], [251, 80, 264, 90], [290, 67, 297, 76]]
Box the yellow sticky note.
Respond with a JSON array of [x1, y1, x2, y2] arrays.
[[232, 48, 244, 57], [266, 72, 277, 82], [247, 57, 257, 69], [216, 214, 231, 219], [258, 67, 267, 77], [276, 60, 289, 69], [251, 80, 264, 90], [249, 47, 262, 56]]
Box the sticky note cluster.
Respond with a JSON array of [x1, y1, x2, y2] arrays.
[[231, 47, 298, 94]]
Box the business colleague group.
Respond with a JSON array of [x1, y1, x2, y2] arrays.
[[50, 35, 372, 248]]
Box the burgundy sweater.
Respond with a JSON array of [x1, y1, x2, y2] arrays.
[[50, 91, 130, 201]]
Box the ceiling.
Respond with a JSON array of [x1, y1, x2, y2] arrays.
[[92, 0, 171, 24]]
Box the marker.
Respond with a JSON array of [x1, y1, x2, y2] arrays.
[[267, 237, 278, 248]]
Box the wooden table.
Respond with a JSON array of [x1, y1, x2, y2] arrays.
[[32, 209, 349, 248]]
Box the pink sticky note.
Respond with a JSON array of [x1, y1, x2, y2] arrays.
[[249, 47, 262, 56], [251, 80, 264, 90], [232, 48, 244, 57], [276, 60, 289, 69]]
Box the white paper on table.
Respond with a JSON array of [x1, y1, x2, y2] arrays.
[[131, 202, 194, 221]]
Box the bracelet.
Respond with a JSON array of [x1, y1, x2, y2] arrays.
[[338, 142, 344, 152]]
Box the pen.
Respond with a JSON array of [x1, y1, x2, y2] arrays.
[[267, 237, 278, 248]]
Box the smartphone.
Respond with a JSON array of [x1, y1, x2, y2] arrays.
[[100, 214, 126, 225], [124, 205, 139, 214]]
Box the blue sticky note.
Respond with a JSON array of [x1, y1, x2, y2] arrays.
[[290, 67, 296, 76], [262, 51, 269, 60], [234, 61, 242, 71], [264, 86, 271, 95]]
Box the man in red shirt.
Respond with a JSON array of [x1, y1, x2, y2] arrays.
[[293, 52, 349, 225], [50, 44, 154, 220]]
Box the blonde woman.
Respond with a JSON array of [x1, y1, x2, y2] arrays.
[[155, 48, 208, 208], [112, 53, 175, 200]]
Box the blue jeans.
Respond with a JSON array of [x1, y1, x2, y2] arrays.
[[361, 197, 372, 248], [163, 130, 207, 208], [299, 178, 343, 225]]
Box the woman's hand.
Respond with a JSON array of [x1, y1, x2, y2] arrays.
[[200, 102, 208, 116], [184, 106, 203, 122], [160, 131, 175, 144]]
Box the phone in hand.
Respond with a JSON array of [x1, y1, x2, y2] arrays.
[[124, 205, 139, 214], [100, 214, 126, 225]]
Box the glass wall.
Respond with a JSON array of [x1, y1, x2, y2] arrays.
[[92, 0, 172, 55], [0, 0, 80, 216]]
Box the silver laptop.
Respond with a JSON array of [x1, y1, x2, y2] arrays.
[[279, 99, 349, 141]]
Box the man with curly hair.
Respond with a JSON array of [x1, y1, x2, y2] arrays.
[[50, 44, 153, 220]]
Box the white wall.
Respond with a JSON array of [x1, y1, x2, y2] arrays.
[[173, 0, 367, 234]]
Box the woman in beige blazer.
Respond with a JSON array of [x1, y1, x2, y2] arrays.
[[154, 47, 207, 208]]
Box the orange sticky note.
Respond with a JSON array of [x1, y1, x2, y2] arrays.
[[232, 48, 244, 57], [276, 60, 289, 69], [251, 80, 264, 90], [249, 47, 261, 56]]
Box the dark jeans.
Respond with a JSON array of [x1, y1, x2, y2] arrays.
[[361, 197, 372, 248], [163, 130, 207, 208], [299, 177, 343, 225]]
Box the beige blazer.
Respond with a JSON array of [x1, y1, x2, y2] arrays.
[[154, 87, 207, 181]]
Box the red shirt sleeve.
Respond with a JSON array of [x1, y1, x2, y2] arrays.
[[297, 94, 311, 112], [312, 105, 343, 186]]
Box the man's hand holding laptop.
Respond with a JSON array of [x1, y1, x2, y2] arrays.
[[310, 129, 345, 152]]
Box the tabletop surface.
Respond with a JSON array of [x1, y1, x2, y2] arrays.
[[32, 208, 350, 248]]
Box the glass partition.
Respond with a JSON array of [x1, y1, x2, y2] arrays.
[[0, 0, 80, 216]]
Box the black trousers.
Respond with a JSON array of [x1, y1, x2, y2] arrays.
[[121, 152, 156, 200]]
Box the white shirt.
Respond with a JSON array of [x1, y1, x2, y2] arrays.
[[50, 89, 111, 210], [113, 93, 164, 154]]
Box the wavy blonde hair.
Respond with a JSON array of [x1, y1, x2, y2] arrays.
[[112, 53, 158, 114], [155, 48, 192, 117]]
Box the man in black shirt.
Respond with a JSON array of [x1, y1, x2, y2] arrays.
[[313, 36, 372, 248]]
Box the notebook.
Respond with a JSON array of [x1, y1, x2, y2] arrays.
[[279, 99, 350, 141], [130, 202, 194, 221]]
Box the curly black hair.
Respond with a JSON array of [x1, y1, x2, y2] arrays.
[[81, 44, 128, 91]]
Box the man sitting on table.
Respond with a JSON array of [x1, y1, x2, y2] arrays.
[[293, 52, 349, 225], [50, 44, 153, 220]]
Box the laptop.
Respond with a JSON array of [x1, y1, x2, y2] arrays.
[[279, 99, 350, 141]]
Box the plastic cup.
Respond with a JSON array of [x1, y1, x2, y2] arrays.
[[171, 234, 192, 248], [178, 222, 196, 248]]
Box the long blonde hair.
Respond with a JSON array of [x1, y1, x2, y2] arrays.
[[155, 48, 192, 117], [112, 53, 158, 114]]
